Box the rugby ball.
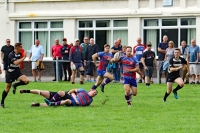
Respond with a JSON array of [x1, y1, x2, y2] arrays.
[[114, 51, 123, 59], [70, 64, 76, 70]]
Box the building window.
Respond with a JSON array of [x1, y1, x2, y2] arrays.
[[142, 18, 196, 55], [77, 19, 128, 51], [17, 21, 64, 57]]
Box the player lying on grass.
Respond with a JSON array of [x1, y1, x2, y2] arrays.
[[20, 88, 98, 107], [111, 46, 139, 106], [90, 44, 114, 92], [163, 48, 190, 102]]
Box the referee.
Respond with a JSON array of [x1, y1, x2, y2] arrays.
[[163, 48, 189, 102], [1, 43, 29, 108]]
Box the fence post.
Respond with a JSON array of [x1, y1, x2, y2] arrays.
[[156, 59, 160, 84], [56, 59, 59, 82]]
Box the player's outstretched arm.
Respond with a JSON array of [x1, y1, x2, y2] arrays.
[[169, 66, 182, 72], [92, 53, 98, 66], [68, 89, 78, 95]]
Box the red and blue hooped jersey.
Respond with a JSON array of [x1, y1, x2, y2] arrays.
[[120, 55, 139, 79], [76, 89, 93, 106], [97, 52, 113, 71], [133, 44, 146, 61]]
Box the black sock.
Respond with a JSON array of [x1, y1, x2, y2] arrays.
[[13, 81, 26, 87], [163, 92, 170, 100], [35, 103, 40, 106], [173, 85, 183, 92], [24, 90, 30, 93], [146, 83, 150, 86], [1, 90, 8, 104]]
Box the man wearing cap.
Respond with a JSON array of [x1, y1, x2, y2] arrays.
[[51, 39, 63, 81], [69, 39, 85, 84], [61, 38, 72, 81]]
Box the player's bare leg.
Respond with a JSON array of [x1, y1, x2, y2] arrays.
[[79, 67, 85, 84], [124, 84, 132, 106], [71, 70, 76, 84], [12, 75, 29, 94], [20, 89, 51, 99], [100, 72, 114, 92], [1, 83, 11, 108], [90, 76, 104, 90], [163, 82, 173, 102]]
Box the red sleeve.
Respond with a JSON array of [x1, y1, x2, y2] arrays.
[[79, 46, 82, 52], [71, 46, 75, 54], [51, 46, 54, 53], [20, 49, 25, 58], [133, 46, 136, 54], [142, 44, 146, 49]]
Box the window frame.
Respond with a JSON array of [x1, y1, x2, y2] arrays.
[[17, 20, 64, 58], [142, 17, 196, 45], [77, 19, 128, 47]]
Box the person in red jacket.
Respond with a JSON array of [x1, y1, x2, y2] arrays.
[[20, 48, 25, 70]]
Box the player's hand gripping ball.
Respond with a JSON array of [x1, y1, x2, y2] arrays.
[[70, 64, 76, 71], [114, 51, 123, 59]]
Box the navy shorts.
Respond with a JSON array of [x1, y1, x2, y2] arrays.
[[97, 70, 106, 77], [74, 63, 83, 69], [123, 78, 137, 87]]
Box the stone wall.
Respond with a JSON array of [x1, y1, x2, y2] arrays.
[[21, 61, 158, 78], [21, 61, 55, 77]]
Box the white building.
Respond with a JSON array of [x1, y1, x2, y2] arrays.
[[0, 0, 199, 58]]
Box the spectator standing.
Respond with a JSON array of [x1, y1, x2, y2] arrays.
[[117, 38, 122, 50], [179, 41, 189, 84], [1, 39, 14, 74], [111, 40, 122, 83], [69, 39, 85, 84], [51, 39, 63, 81], [28, 39, 44, 82], [157, 35, 168, 83], [187, 39, 200, 84], [20, 47, 25, 70], [85, 38, 100, 82], [80, 37, 89, 61], [141, 42, 157, 87], [61, 38, 72, 81], [133, 37, 146, 83], [163, 41, 175, 83]]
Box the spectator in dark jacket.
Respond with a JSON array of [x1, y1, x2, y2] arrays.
[[61, 38, 72, 81], [69, 39, 85, 84], [84, 38, 100, 82]]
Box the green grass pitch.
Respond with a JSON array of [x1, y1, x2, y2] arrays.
[[0, 82, 200, 133]]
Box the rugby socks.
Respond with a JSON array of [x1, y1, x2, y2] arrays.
[[50, 93, 61, 102], [13, 81, 26, 87], [173, 85, 183, 92], [101, 78, 111, 86], [163, 92, 170, 100], [50, 101, 61, 106], [91, 85, 97, 90], [1, 90, 8, 104], [125, 95, 131, 105]]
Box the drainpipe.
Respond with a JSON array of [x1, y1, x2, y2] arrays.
[[5, 0, 8, 10]]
